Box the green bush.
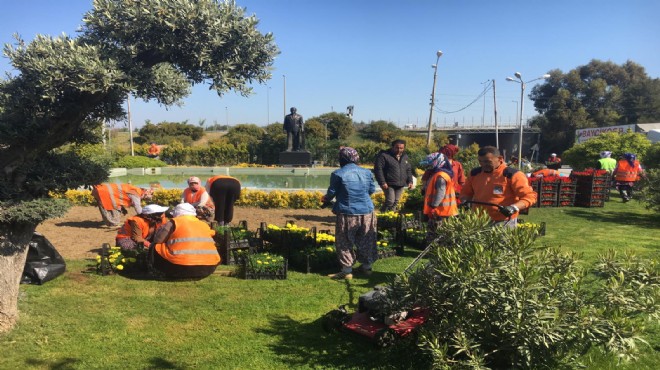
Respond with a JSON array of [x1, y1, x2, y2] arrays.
[[382, 210, 659, 368], [114, 155, 167, 169], [563, 131, 651, 170]]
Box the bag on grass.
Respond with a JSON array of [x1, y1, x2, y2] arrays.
[[20, 232, 67, 285]]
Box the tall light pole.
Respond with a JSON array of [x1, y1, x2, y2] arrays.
[[506, 72, 550, 169], [426, 50, 443, 148], [266, 86, 271, 125], [282, 75, 286, 119], [225, 106, 229, 129]]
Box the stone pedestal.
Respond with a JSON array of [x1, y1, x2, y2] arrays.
[[279, 151, 312, 166]]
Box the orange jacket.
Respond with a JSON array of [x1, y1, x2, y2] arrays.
[[116, 216, 150, 240], [93, 183, 143, 211], [147, 144, 161, 155], [614, 159, 642, 182], [462, 165, 537, 221], [423, 171, 458, 218], [154, 215, 219, 266], [532, 169, 560, 177], [182, 187, 214, 208]]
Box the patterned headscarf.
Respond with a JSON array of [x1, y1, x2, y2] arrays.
[[623, 153, 636, 166], [600, 151, 611, 158], [338, 147, 360, 166], [420, 152, 453, 177]]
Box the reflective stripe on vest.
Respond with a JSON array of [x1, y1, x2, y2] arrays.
[[423, 171, 458, 218], [615, 160, 639, 182]]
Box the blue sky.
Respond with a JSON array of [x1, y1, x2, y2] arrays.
[[1, 0, 658, 129]]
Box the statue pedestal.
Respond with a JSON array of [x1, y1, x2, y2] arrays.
[[279, 151, 312, 166]]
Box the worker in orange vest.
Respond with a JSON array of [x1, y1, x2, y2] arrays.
[[181, 176, 214, 221], [613, 153, 645, 202], [532, 166, 560, 178], [206, 175, 241, 225], [420, 152, 458, 243], [151, 203, 220, 279], [92, 183, 153, 226], [147, 142, 161, 159], [115, 204, 169, 251]]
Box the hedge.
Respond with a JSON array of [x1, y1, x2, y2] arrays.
[[50, 188, 407, 210]]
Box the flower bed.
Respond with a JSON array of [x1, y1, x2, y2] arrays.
[[240, 253, 287, 280]]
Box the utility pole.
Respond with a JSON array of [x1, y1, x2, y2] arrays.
[[126, 95, 134, 156], [426, 50, 443, 148], [492, 79, 499, 149], [283, 75, 286, 118]]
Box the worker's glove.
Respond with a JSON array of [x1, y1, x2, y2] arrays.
[[458, 201, 471, 210], [499, 205, 519, 217]]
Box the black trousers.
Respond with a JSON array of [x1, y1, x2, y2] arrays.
[[152, 250, 217, 279], [209, 177, 242, 224]]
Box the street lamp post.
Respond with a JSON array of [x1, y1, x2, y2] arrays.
[[426, 50, 443, 148], [506, 72, 550, 169]]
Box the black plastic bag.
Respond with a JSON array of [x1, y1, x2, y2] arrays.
[[20, 232, 67, 285]]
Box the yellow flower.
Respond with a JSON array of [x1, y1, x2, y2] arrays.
[[96, 255, 102, 262], [121, 258, 127, 263], [264, 262, 269, 265], [326, 247, 334, 252], [116, 265, 124, 271], [109, 258, 116, 263], [128, 258, 137, 263], [382, 242, 388, 247], [257, 260, 263, 264]]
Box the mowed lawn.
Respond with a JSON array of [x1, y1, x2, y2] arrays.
[[3, 192, 659, 369]]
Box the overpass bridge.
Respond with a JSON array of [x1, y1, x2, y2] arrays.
[[404, 124, 542, 161]]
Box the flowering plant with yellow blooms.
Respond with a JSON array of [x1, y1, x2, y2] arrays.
[[244, 253, 286, 274], [95, 245, 140, 275]]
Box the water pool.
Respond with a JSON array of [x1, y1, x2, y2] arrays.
[[108, 167, 346, 190]]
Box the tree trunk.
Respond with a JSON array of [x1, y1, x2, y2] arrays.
[[0, 222, 35, 334]]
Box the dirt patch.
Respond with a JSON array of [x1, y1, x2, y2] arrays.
[[36, 206, 337, 260]]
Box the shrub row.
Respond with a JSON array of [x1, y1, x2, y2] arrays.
[[51, 188, 407, 210]]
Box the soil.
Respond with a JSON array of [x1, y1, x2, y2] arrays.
[[35, 206, 336, 260]]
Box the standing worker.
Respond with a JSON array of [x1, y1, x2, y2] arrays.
[[151, 203, 220, 279], [92, 183, 152, 226], [597, 151, 617, 173], [322, 147, 378, 280], [373, 139, 413, 212], [613, 153, 645, 202], [420, 152, 458, 243], [460, 146, 537, 228], [546, 153, 562, 170], [205, 175, 241, 225]]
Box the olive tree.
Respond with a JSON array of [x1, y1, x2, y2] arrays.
[[0, 0, 278, 333]]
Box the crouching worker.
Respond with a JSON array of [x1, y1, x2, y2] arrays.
[[92, 183, 152, 226], [115, 204, 169, 252], [151, 203, 220, 279]]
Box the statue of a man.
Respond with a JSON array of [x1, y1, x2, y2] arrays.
[[283, 107, 304, 151]]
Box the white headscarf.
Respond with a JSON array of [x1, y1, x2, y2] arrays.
[[172, 203, 196, 217]]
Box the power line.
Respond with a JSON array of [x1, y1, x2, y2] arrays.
[[435, 81, 493, 114]]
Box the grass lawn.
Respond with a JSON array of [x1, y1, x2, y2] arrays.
[[3, 192, 659, 369]]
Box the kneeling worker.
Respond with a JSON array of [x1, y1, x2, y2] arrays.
[[115, 204, 169, 252], [151, 203, 220, 279]]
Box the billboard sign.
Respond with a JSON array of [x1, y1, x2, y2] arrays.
[[575, 124, 635, 143]]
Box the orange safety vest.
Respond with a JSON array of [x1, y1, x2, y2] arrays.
[[532, 169, 560, 177], [206, 175, 238, 187], [116, 216, 150, 240], [614, 160, 641, 182], [93, 183, 143, 211], [423, 171, 458, 218], [154, 215, 220, 266], [183, 186, 214, 209]]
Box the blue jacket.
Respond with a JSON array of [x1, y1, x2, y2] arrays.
[[324, 163, 376, 215]]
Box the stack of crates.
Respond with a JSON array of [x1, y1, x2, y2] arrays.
[[557, 178, 577, 207], [572, 170, 610, 207], [536, 177, 560, 208]]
